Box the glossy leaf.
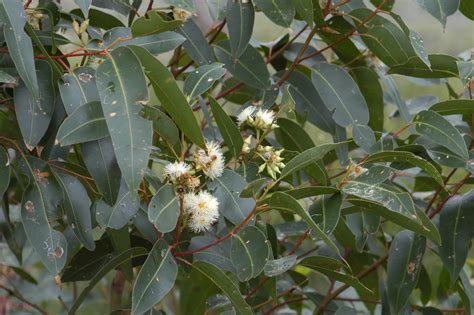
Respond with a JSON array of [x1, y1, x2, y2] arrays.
[[214, 40, 271, 90], [209, 97, 243, 159], [312, 193, 342, 234], [187, 261, 253, 315], [387, 230, 426, 314], [184, 63, 226, 100], [148, 184, 179, 233], [116, 32, 185, 56], [177, 19, 215, 65], [230, 226, 270, 281], [254, 0, 294, 27], [131, 240, 177, 315], [190, 236, 235, 272], [131, 10, 182, 37], [57, 101, 108, 146], [439, 190, 474, 282], [264, 255, 297, 277], [129, 45, 205, 147], [281, 143, 340, 178], [0, 0, 39, 100], [413, 110, 469, 159], [141, 106, 180, 155], [96, 46, 152, 199], [388, 54, 459, 78], [207, 170, 256, 225], [430, 99, 474, 115], [54, 170, 95, 251], [226, 0, 255, 58], [270, 192, 341, 256]]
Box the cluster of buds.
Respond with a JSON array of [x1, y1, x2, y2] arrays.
[[237, 107, 278, 131], [257, 145, 285, 179], [72, 18, 89, 44], [173, 7, 193, 21], [163, 161, 200, 190]]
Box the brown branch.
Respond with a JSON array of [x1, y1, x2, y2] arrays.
[[428, 172, 471, 219], [0, 284, 48, 314]]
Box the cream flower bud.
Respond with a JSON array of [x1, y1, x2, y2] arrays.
[[173, 8, 192, 21], [72, 19, 80, 34], [241, 135, 252, 154]]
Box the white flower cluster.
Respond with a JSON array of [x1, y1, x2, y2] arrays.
[[257, 145, 285, 179], [183, 191, 219, 232], [237, 107, 278, 131], [162, 141, 225, 233]]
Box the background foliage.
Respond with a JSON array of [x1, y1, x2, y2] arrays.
[[0, 0, 473, 314]]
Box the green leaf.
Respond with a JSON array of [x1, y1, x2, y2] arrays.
[[20, 157, 67, 275], [14, 60, 54, 149], [69, 247, 147, 314], [254, 0, 295, 27], [291, 0, 313, 27], [0, 70, 16, 84], [312, 193, 342, 234], [177, 19, 215, 65], [131, 240, 177, 315], [141, 106, 180, 155], [214, 40, 271, 90], [0, 146, 10, 197], [131, 10, 182, 37], [409, 30, 431, 68], [74, 0, 92, 17], [415, 0, 460, 28], [209, 97, 243, 159], [72, 8, 125, 29], [439, 190, 474, 283], [148, 184, 179, 233], [54, 170, 95, 251], [364, 151, 445, 189], [388, 54, 459, 78], [190, 235, 235, 272], [96, 179, 140, 229], [429, 99, 474, 115], [300, 256, 372, 295], [186, 261, 253, 315], [413, 110, 469, 159], [116, 32, 186, 56], [81, 137, 122, 206], [286, 186, 339, 199], [457, 60, 474, 85], [226, 0, 255, 58], [281, 143, 341, 179], [184, 63, 226, 100], [96, 46, 152, 199], [269, 192, 341, 256], [0, 0, 39, 100], [387, 230, 426, 314], [460, 0, 474, 19], [311, 63, 369, 128], [458, 271, 474, 315], [264, 255, 297, 277], [207, 169, 256, 225], [59, 67, 99, 114], [230, 226, 270, 281], [129, 45, 205, 148], [57, 101, 108, 146]]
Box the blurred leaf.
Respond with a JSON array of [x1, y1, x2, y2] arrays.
[[414, 0, 460, 28], [270, 192, 341, 256], [186, 261, 253, 315], [57, 101, 108, 146], [131, 10, 182, 36], [439, 190, 474, 283], [215, 40, 271, 90], [226, 0, 255, 58], [210, 96, 243, 159], [131, 240, 177, 314], [130, 45, 205, 147], [178, 19, 215, 65], [430, 99, 474, 115], [254, 0, 295, 27], [184, 63, 226, 100], [54, 170, 95, 251], [287, 186, 338, 199], [69, 247, 147, 314], [413, 110, 469, 159], [208, 169, 256, 225], [264, 255, 297, 277], [148, 184, 179, 233], [0, 70, 15, 84], [460, 0, 474, 19], [387, 230, 426, 314], [231, 226, 270, 281], [0, 146, 10, 197]]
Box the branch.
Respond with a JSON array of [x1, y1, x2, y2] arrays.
[[0, 284, 48, 315]]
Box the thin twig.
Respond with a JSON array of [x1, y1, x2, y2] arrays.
[[0, 284, 48, 314]]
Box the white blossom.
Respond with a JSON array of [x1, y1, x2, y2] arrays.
[[237, 107, 256, 126], [194, 141, 225, 179], [184, 191, 219, 232], [164, 161, 191, 181]]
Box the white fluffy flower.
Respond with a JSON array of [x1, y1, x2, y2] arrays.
[[254, 109, 276, 129], [164, 161, 191, 181], [184, 191, 219, 232], [237, 107, 256, 126], [194, 141, 225, 179]]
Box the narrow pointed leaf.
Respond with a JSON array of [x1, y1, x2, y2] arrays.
[[54, 170, 95, 251], [177, 19, 215, 65], [96, 46, 152, 199], [148, 184, 179, 233], [131, 240, 177, 315], [57, 101, 108, 146], [115, 32, 186, 56], [129, 45, 205, 147], [75, 0, 92, 17], [209, 97, 243, 159], [226, 0, 255, 58], [0, 146, 10, 196], [254, 0, 294, 27], [413, 110, 469, 159], [184, 63, 226, 100]]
